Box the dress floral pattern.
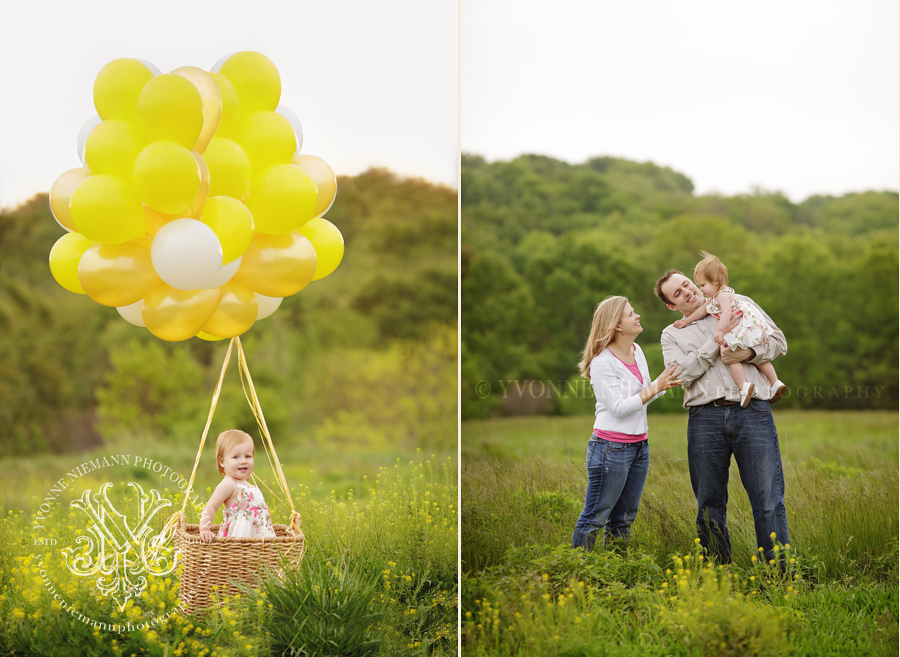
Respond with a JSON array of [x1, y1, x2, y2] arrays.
[[217, 481, 276, 539], [706, 286, 774, 351]]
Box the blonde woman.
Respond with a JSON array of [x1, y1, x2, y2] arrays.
[[571, 296, 682, 552]]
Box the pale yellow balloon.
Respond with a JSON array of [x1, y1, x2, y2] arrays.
[[132, 141, 201, 215], [201, 279, 258, 338], [182, 152, 211, 219], [234, 231, 317, 297], [137, 74, 204, 149], [292, 154, 337, 219], [209, 72, 240, 139], [50, 168, 91, 232], [200, 196, 254, 264], [142, 285, 223, 342], [93, 59, 154, 124], [204, 138, 251, 199], [78, 242, 162, 307], [143, 207, 171, 236], [231, 111, 297, 175], [297, 217, 344, 281], [84, 120, 148, 182], [218, 51, 280, 116], [171, 66, 222, 154], [69, 175, 147, 244], [245, 164, 318, 235], [49, 233, 95, 294]]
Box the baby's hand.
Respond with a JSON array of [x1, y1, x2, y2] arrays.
[[713, 330, 726, 346], [673, 319, 688, 329], [199, 529, 216, 544]]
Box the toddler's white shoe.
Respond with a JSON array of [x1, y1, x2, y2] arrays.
[[770, 380, 787, 404], [739, 382, 755, 408]]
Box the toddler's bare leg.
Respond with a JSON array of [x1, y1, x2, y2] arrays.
[[721, 345, 747, 388], [755, 361, 779, 386]]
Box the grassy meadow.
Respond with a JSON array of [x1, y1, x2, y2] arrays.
[[0, 438, 458, 656], [462, 410, 898, 656]]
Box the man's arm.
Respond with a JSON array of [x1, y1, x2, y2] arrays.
[[661, 326, 719, 385]]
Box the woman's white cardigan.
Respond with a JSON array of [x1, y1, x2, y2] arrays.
[[589, 343, 665, 435]]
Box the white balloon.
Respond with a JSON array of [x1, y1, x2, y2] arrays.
[[255, 293, 283, 320], [275, 104, 303, 153], [117, 299, 146, 327], [206, 256, 242, 288], [77, 115, 102, 165], [136, 59, 161, 76], [151, 219, 223, 291]]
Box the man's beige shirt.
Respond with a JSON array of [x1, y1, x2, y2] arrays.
[[660, 294, 787, 408]]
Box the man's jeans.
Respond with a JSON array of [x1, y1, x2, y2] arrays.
[[687, 399, 790, 565], [571, 438, 649, 552]]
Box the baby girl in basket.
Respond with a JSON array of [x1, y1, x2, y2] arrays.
[[199, 429, 276, 542]]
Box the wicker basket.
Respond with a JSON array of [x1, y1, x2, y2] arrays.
[[173, 511, 304, 613]]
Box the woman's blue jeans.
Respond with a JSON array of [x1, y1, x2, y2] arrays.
[[571, 438, 649, 552], [687, 399, 790, 565]]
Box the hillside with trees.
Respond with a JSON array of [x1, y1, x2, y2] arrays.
[[0, 169, 458, 455], [461, 153, 898, 418]]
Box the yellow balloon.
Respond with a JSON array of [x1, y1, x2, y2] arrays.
[[144, 207, 171, 236], [246, 164, 318, 235], [234, 231, 317, 297], [132, 141, 201, 214], [196, 331, 225, 341], [201, 196, 254, 264], [142, 285, 223, 342], [171, 66, 222, 153], [297, 218, 344, 281], [93, 59, 154, 124], [69, 174, 146, 244], [50, 168, 91, 232], [183, 152, 211, 219], [204, 138, 251, 199], [84, 120, 147, 182], [78, 242, 162, 307], [49, 233, 95, 294], [218, 51, 280, 116], [209, 72, 240, 139], [137, 74, 204, 149], [201, 279, 258, 338], [291, 154, 337, 218], [231, 111, 297, 174]]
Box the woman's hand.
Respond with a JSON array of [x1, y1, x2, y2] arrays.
[[199, 528, 216, 543], [641, 363, 682, 403]]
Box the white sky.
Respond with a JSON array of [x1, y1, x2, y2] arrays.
[[0, 0, 459, 209], [462, 0, 899, 202]]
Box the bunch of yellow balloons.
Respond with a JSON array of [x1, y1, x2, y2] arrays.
[[49, 52, 345, 341]]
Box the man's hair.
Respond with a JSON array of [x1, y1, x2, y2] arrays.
[[654, 269, 685, 306]]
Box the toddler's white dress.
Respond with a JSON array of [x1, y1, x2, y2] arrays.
[[707, 287, 774, 351], [217, 480, 276, 539]]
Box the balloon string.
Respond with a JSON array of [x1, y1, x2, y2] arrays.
[[154, 337, 236, 554], [236, 338, 302, 536]]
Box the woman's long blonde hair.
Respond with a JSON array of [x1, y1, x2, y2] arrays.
[[577, 296, 629, 378]]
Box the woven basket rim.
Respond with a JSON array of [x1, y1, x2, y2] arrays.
[[175, 511, 303, 544]]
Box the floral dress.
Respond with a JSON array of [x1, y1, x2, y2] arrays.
[[707, 286, 774, 351], [217, 481, 276, 539]]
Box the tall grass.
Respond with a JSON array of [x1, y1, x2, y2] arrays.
[[462, 410, 899, 656]]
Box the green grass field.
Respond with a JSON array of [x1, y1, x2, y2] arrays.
[[462, 410, 898, 656], [0, 438, 458, 656]]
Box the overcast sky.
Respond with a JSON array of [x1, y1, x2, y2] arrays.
[[462, 0, 898, 202], [0, 0, 458, 209]]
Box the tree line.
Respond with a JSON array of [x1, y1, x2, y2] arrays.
[[461, 153, 898, 418]]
